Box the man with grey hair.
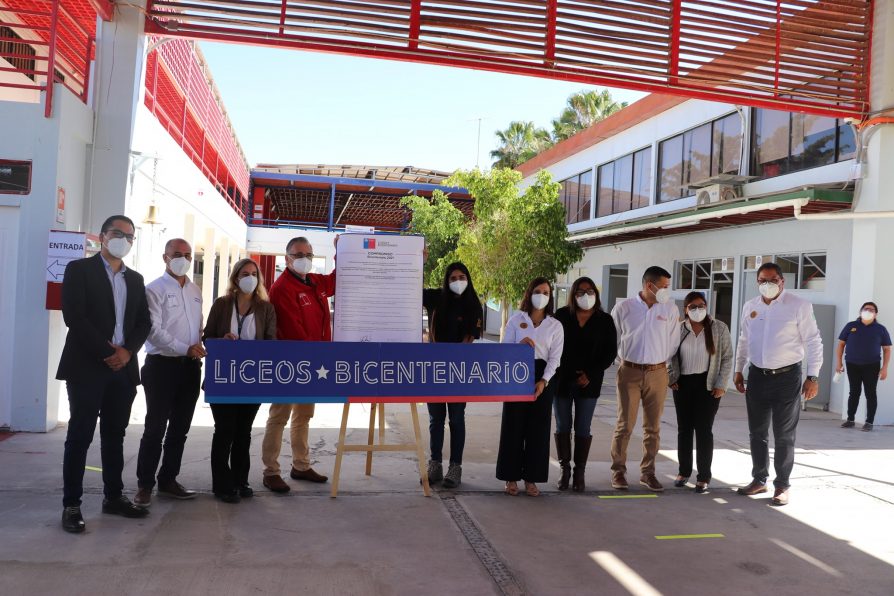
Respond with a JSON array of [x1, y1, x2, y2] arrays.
[[135, 238, 206, 507], [261, 236, 336, 493]]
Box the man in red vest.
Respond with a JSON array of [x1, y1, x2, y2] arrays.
[[261, 236, 336, 492]]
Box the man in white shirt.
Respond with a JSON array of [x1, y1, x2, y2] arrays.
[[733, 262, 822, 506], [134, 238, 206, 507], [610, 266, 681, 492]]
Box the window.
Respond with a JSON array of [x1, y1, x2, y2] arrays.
[[659, 112, 743, 203], [675, 259, 719, 290], [751, 109, 855, 178], [742, 252, 827, 290], [560, 170, 592, 224], [596, 147, 652, 217]]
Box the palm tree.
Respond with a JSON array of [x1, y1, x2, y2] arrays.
[[490, 121, 554, 169], [552, 90, 628, 142]]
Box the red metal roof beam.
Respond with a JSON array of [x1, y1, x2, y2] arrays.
[[88, 0, 115, 22]]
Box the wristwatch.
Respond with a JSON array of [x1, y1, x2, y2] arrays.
[[542, 378, 549, 387], [806, 376, 819, 382]]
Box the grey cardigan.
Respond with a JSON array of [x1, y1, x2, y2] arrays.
[[668, 319, 733, 391]]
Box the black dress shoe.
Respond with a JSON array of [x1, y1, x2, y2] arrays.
[[673, 475, 689, 488], [238, 484, 254, 499], [157, 481, 197, 500], [102, 495, 150, 518], [62, 506, 85, 533], [215, 491, 241, 504]]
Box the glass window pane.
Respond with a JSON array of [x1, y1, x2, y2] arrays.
[[694, 260, 711, 289], [561, 176, 579, 224], [613, 154, 633, 213], [633, 147, 652, 209], [801, 253, 826, 290], [684, 123, 712, 190], [596, 163, 613, 218], [713, 112, 742, 176], [837, 121, 856, 161], [678, 262, 693, 290], [752, 108, 789, 178], [792, 113, 836, 169], [659, 135, 683, 202], [576, 169, 592, 222], [774, 254, 800, 287]]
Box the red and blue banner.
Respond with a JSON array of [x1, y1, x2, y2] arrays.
[[203, 339, 535, 404]]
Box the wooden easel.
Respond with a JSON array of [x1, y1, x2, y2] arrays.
[[330, 402, 431, 498]]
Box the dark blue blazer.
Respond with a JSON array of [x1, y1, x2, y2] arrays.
[[55, 253, 151, 386]]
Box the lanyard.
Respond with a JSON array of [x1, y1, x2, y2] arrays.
[[236, 306, 252, 340]]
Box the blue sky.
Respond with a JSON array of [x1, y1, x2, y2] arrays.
[[199, 42, 646, 172]]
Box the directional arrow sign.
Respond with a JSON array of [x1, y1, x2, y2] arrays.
[[46, 230, 86, 283]]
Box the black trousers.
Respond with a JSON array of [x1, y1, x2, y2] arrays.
[[673, 372, 720, 483], [62, 369, 137, 507], [846, 361, 880, 424], [210, 403, 261, 494], [136, 355, 202, 489], [496, 360, 554, 483], [745, 364, 802, 489]]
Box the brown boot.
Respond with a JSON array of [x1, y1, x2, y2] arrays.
[[572, 435, 592, 492], [554, 432, 571, 490]]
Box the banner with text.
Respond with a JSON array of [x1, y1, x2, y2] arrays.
[[204, 339, 535, 404]]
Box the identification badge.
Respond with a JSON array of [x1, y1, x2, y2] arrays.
[[750, 311, 757, 319], [850, 327, 857, 333]]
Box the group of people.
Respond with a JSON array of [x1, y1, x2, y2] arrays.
[[58, 215, 334, 533], [57, 214, 890, 534]]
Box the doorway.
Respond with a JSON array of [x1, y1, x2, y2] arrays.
[[603, 264, 629, 310], [711, 271, 734, 329]]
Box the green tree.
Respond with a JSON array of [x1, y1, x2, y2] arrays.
[[490, 121, 553, 169], [552, 89, 628, 142], [451, 168, 583, 336], [400, 192, 465, 287]]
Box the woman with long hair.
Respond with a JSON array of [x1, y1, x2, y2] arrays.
[[553, 277, 617, 492], [496, 277, 564, 497], [203, 258, 276, 503], [667, 291, 733, 493], [424, 262, 483, 488]]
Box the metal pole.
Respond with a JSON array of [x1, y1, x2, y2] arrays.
[[44, 0, 60, 118]]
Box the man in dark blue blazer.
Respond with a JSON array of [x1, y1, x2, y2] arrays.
[[57, 215, 152, 533]]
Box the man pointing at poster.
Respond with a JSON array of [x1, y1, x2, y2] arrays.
[[261, 236, 335, 493]]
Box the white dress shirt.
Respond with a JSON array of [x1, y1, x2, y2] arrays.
[[502, 311, 564, 383], [679, 321, 710, 375], [735, 290, 823, 376], [144, 272, 203, 356], [611, 293, 681, 365]]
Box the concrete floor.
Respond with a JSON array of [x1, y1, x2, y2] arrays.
[[2, 369, 893, 595]]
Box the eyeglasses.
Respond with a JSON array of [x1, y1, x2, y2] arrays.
[[106, 229, 135, 242], [574, 290, 596, 297], [288, 252, 314, 260], [757, 278, 782, 284], [686, 304, 707, 311]]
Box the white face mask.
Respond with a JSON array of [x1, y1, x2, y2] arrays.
[[106, 237, 131, 259], [652, 285, 671, 304], [575, 294, 596, 310], [449, 280, 468, 295], [238, 275, 258, 295], [531, 293, 549, 311], [861, 310, 876, 322], [167, 256, 192, 277], [759, 282, 781, 300], [688, 307, 707, 323], [290, 257, 313, 275]]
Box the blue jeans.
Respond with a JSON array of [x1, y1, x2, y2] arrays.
[[427, 402, 466, 464], [553, 386, 598, 436]]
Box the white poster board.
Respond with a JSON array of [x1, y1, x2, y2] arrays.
[[46, 229, 86, 282], [333, 233, 424, 343]]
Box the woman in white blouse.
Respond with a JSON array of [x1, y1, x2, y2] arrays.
[[667, 291, 733, 493], [496, 277, 564, 497]]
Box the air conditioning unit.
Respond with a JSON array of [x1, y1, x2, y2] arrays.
[[696, 184, 739, 205]]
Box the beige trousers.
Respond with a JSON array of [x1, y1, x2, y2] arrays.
[[610, 365, 668, 476], [261, 403, 315, 476]]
